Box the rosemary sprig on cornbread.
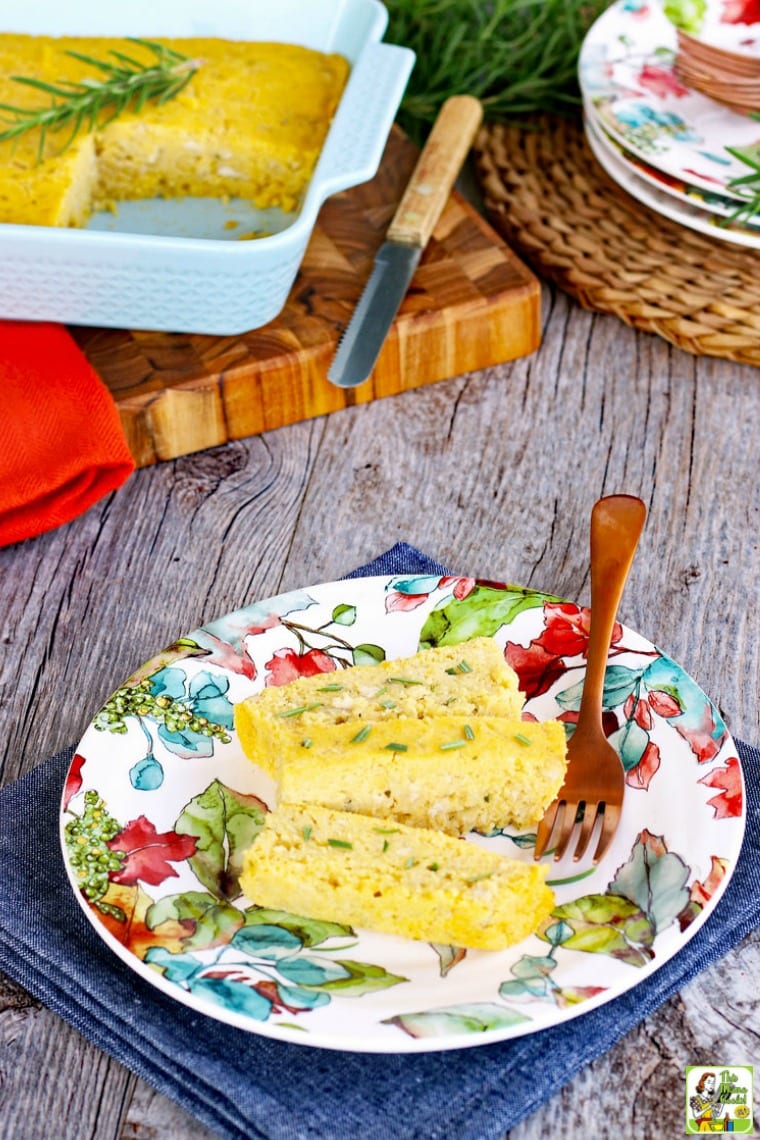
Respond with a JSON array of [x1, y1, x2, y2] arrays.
[[0, 38, 200, 159]]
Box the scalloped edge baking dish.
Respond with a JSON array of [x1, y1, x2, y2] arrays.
[[0, 0, 414, 334]]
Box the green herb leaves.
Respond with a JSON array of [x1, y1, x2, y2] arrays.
[[0, 38, 200, 160], [385, 0, 609, 143], [725, 136, 760, 227]]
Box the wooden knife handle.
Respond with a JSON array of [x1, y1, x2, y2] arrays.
[[386, 95, 483, 248]]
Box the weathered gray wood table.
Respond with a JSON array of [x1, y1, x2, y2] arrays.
[[1, 283, 757, 1138]]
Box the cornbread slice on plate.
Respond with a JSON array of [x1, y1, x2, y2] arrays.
[[0, 35, 349, 226], [273, 716, 567, 835], [240, 802, 554, 950], [234, 637, 524, 780]]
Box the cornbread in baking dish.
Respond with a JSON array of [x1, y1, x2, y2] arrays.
[[0, 35, 350, 226], [234, 636, 525, 780], [240, 802, 555, 950], [272, 715, 567, 835]]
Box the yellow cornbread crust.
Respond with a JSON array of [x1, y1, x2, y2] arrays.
[[240, 802, 555, 951], [234, 636, 524, 780], [274, 716, 567, 835], [0, 35, 350, 226]]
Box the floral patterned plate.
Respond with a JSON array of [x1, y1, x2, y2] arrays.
[[663, 0, 760, 56], [585, 113, 760, 244], [60, 574, 745, 1054], [588, 111, 760, 225], [580, 0, 760, 201]]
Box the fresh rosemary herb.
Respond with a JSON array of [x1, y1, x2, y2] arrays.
[[440, 740, 466, 750], [388, 676, 423, 686], [385, 0, 609, 143], [384, 742, 408, 752], [278, 702, 323, 718], [0, 38, 201, 160], [463, 724, 475, 740], [724, 135, 760, 227], [351, 725, 372, 743], [317, 683, 344, 692], [327, 838, 353, 849], [515, 732, 532, 746]]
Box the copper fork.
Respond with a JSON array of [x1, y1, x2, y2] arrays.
[[534, 494, 647, 865]]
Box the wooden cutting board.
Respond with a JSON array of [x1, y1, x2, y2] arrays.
[[70, 128, 541, 468]]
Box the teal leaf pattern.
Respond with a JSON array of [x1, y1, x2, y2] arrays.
[[609, 830, 690, 934]]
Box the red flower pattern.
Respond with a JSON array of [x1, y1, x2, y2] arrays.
[[625, 741, 661, 790], [384, 576, 475, 614], [690, 855, 729, 908], [721, 0, 760, 23], [264, 647, 336, 686], [107, 816, 197, 885], [698, 756, 743, 818], [64, 752, 86, 810], [505, 602, 625, 700], [636, 64, 689, 99], [648, 689, 682, 718], [505, 640, 568, 699]]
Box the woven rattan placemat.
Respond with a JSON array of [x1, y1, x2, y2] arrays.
[[474, 115, 760, 368]]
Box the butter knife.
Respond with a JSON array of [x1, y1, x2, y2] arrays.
[[327, 95, 483, 389]]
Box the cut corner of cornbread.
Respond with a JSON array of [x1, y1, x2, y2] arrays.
[[233, 636, 524, 779], [0, 34, 350, 227], [240, 802, 554, 951]]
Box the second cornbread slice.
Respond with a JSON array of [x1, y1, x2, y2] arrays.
[[272, 716, 567, 835]]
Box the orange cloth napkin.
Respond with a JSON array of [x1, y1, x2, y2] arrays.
[[0, 322, 135, 547]]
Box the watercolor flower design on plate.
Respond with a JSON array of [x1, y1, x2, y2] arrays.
[[580, 0, 760, 203], [60, 574, 745, 1052]]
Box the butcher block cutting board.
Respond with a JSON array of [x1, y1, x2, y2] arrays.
[[70, 128, 541, 469]]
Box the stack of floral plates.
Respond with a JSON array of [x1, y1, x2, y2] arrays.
[[579, 0, 760, 248]]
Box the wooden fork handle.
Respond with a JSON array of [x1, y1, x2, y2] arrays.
[[580, 495, 647, 729]]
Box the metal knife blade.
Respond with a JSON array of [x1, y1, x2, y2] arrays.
[[327, 94, 483, 389], [328, 242, 421, 389]]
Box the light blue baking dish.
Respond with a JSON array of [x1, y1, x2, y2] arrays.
[[0, 0, 414, 334]]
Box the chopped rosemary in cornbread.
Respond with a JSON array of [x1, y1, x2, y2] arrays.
[[0, 35, 349, 226], [240, 802, 555, 950], [273, 715, 567, 835]]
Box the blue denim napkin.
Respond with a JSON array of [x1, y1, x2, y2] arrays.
[[0, 543, 757, 1140]]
